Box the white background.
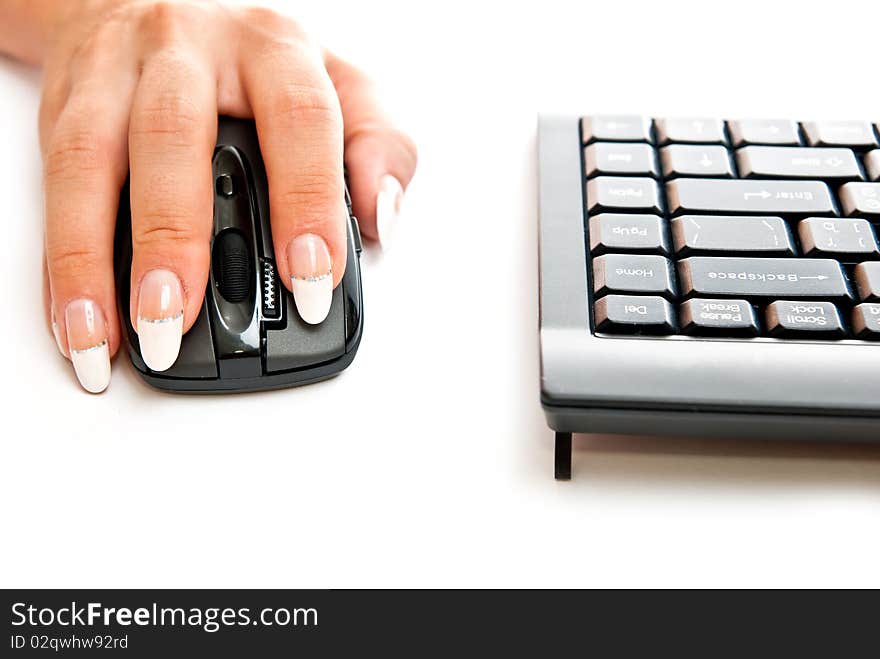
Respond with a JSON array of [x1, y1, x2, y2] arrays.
[[1, 0, 879, 588]]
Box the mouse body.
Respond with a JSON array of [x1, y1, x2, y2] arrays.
[[114, 117, 364, 393]]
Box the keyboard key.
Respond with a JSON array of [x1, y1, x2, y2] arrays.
[[854, 262, 880, 301], [586, 176, 663, 214], [798, 218, 879, 257], [866, 150, 880, 181], [802, 121, 878, 150], [594, 295, 675, 335], [727, 119, 801, 146], [839, 182, 880, 217], [588, 214, 668, 255], [679, 298, 759, 336], [660, 145, 733, 178], [677, 257, 851, 299], [582, 115, 652, 144], [670, 215, 794, 256], [666, 179, 836, 217], [765, 301, 845, 338], [584, 142, 658, 178], [593, 254, 677, 298], [852, 303, 880, 339], [736, 146, 862, 181], [655, 117, 726, 145]]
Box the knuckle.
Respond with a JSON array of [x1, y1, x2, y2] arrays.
[[134, 209, 203, 250], [138, 1, 190, 38], [47, 245, 104, 280], [268, 82, 340, 124], [45, 122, 114, 180], [131, 87, 202, 145], [274, 174, 341, 221]]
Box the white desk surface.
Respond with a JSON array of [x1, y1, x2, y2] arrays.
[[2, 0, 879, 588]]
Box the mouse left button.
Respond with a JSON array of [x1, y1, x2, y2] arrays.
[[158, 298, 218, 379]]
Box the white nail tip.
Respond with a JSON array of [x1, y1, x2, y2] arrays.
[[291, 274, 333, 324], [376, 175, 404, 249], [71, 341, 110, 394], [138, 312, 183, 371]]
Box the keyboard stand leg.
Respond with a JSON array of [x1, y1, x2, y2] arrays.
[[554, 432, 572, 480]]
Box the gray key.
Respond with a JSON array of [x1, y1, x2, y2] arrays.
[[679, 298, 758, 335], [594, 295, 675, 334], [584, 142, 658, 178], [766, 301, 845, 337], [798, 218, 879, 257], [737, 146, 862, 181], [660, 145, 733, 178], [666, 179, 836, 217], [802, 121, 878, 149], [582, 115, 652, 144], [586, 176, 663, 214], [854, 262, 880, 301], [852, 303, 880, 339], [727, 119, 801, 146], [678, 257, 851, 299], [655, 117, 726, 145], [840, 182, 880, 217], [866, 150, 880, 181], [593, 254, 677, 298], [588, 214, 668, 254], [671, 215, 794, 256]]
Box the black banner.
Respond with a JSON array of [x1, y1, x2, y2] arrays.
[[1, 589, 876, 655]]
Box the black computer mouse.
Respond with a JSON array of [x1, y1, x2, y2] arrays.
[[114, 117, 363, 393]]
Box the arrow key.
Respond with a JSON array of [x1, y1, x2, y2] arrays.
[[728, 119, 801, 146], [660, 145, 733, 179], [655, 117, 726, 145]]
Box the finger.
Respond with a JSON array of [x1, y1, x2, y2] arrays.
[[128, 50, 217, 371], [43, 82, 131, 393], [240, 27, 346, 325], [324, 51, 418, 248]]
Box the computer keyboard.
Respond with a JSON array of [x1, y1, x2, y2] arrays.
[[581, 116, 880, 341], [537, 114, 880, 479]]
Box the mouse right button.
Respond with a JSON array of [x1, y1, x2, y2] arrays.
[[265, 285, 345, 372]]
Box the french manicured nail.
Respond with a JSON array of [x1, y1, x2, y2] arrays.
[[137, 269, 183, 371], [65, 299, 110, 393], [50, 306, 64, 355], [376, 174, 404, 249], [287, 233, 332, 325]]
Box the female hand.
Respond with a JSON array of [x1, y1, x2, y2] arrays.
[[1, 0, 417, 392]]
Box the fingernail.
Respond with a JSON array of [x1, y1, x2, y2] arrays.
[[376, 174, 404, 249], [50, 306, 65, 355], [65, 299, 110, 393], [287, 233, 332, 325], [137, 269, 184, 371]]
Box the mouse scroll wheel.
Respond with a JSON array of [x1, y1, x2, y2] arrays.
[[212, 230, 252, 303]]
